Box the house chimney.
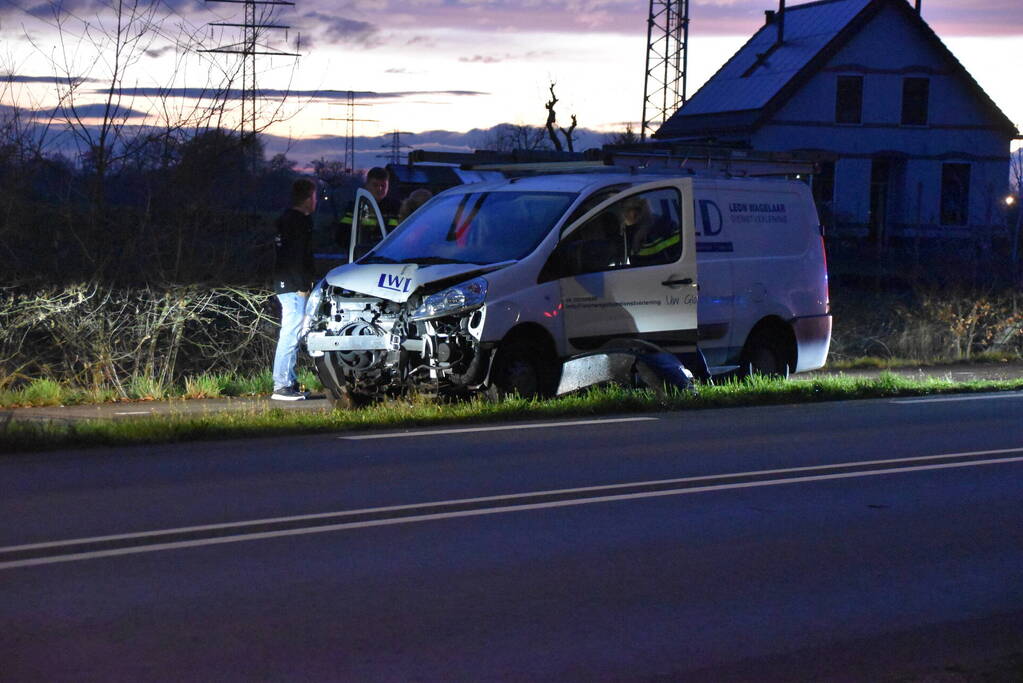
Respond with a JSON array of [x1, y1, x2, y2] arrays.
[[915, 0, 922, 13], [764, 9, 775, 24], [776, 0, 786, 45]]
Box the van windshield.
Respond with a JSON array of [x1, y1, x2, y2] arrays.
[[364, 191, 577, 265]]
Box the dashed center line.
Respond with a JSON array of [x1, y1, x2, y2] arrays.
[[892, 392, 1023, 404], [340, 416, 659, 440]]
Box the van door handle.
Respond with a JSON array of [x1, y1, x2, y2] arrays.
[[662, 277, 694, 287]]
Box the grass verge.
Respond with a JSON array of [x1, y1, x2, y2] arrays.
[[3, 373, 1023, 454], [0, 369, 324, 408]]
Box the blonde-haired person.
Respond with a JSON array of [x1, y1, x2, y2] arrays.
[[621, 196, 653, 253], [623, 195, 680, 266], [398, 188, 434, 223]]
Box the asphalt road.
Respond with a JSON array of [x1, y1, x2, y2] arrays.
[[2, 394, 1023, 681]]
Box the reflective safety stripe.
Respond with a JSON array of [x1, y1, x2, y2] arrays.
[[636, 232, 680, 256], [339, 213, 397, 228]]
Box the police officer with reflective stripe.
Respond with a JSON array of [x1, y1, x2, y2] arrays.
[[622, 196, 680, 266], [634, 231, 681, 261], [336, 167, 400, 258]]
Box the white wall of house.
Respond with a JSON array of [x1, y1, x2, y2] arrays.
[[749, 1, 1012, 236]]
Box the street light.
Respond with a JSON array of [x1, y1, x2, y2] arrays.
[[1007, 195, 1016, 207]]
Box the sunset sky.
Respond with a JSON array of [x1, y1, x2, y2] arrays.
[[1, 0, 1020, 162]]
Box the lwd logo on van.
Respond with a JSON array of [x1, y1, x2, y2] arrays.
[[696, 200, 723, 236], [378, 273, 413, 293]]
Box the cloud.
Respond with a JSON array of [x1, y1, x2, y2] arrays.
[[459, 55, 502, 64], [1, 74, 100, 84], [91, 87, 489, 102], [304, 12, 381, 47], [143, 45, 177, 59], [283, 0, 1023, 38], [5, 0, 1021, 41], [457, 50, 554, 64], [404, 35, 436, 47], [14, 102, 149, 119]]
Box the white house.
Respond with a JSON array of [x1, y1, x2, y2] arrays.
[[655, 0, 1020, 241]]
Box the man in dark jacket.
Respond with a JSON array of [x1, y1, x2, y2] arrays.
[[272, 177, 317, 400]]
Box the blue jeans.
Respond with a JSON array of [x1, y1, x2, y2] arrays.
[[273, 292, 308, 391]]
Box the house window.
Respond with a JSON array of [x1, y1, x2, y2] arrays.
[[940, 163, 970, 226], [901, 77, 929, 126], [835, 75, 863, 124]]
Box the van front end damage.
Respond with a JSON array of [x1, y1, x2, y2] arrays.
[[304, 277, 491, 404]]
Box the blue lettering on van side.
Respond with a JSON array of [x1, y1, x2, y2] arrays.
[[696, 242, 734, 253], [696, 199, 723, 236]]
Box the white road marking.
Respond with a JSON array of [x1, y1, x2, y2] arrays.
[[114, 411, 152, 415], [340, 416, 659, 440], [3, 447, 1023, 570], [893, 392, 1023, 404]]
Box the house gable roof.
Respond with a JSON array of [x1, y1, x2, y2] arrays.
[[655, 0, 1018, 140]]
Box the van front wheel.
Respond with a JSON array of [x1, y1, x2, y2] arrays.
[[487, 339, 556, 400]]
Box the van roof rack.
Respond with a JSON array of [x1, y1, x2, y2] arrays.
[[408, 144, 831, 178]]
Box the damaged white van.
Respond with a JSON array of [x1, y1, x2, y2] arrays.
[[303, 171, 831, 404]]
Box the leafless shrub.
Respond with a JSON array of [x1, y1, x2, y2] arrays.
[[831, 288, 1023, 362], [0, 284, 279, 393]]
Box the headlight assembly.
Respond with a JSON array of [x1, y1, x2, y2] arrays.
[[303, 279, 327, 333], [410, 277, 488, 321]]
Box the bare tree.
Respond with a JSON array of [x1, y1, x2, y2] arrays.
[[479, 123, 548, 153], [543, 82, 579, 153], [544, 81, 563, 152], [46, 0, 163, 207], [561, 114, 577, 153]]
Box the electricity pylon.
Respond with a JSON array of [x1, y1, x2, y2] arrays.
[[641, 0, 689, 141]]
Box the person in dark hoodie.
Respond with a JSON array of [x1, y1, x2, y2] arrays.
[[271, 177, 317, 401]]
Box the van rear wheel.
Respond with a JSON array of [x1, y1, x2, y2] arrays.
[[741, 330, 790, 378]]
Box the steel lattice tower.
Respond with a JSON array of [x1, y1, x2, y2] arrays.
[[641, 0, 689, 141], [202, 0, 300, 140], [324, 92, 375, 173], [379, 131, 413, 166]]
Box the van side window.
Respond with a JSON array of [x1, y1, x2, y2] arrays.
[[561, 183, 633, 230], [547, 188, 682, 278]]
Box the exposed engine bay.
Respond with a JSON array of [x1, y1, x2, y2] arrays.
[[304, 280, 490, 404]]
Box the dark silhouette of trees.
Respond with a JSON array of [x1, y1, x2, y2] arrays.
[[543, 82, 578, 153], [478, 124, 549, 153]]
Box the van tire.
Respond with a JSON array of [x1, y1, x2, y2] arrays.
[[487, 338, 557, 400], [741, 329, 792, 377], [315, 355, 375, 409]]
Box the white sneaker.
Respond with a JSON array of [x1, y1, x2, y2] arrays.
[[271, 387, 307, 401]]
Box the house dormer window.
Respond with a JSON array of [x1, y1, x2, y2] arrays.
[[901, 77, 929, 126], [835, 75, 863, 124]]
